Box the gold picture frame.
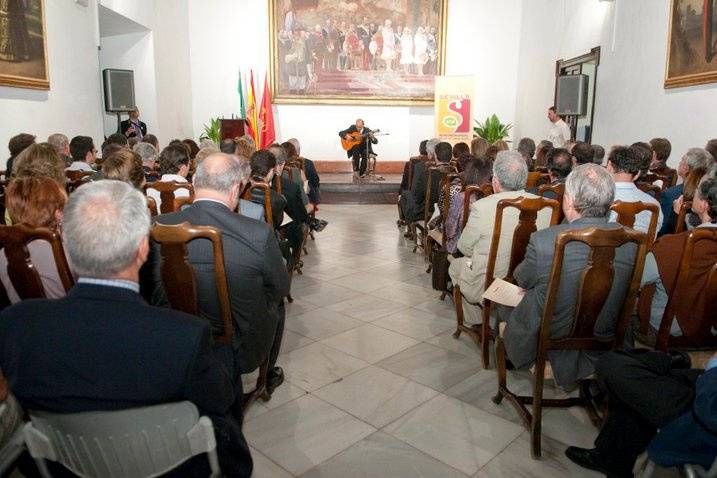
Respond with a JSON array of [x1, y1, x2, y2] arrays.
[[0, 0, 50, 90], [269, 0, 448, 105], [665, 0, 717, 89]]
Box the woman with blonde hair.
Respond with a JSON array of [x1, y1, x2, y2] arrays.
[[0, 176, 68, 303], [102, 148, 146, 189], [470, 137, 489, 159], [11, 143, 66, 185]]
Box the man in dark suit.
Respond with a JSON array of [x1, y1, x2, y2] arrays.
[[502, 164, 638, 387], [268, 144, 308, 257], [149, 153, 291, 398], [339, 118, 378, 177], [399, 140, 452, 224], [527, 147, 571, 198], [566, 350, 717, 477], [0, 180, 252, 477], [120, 106, 148, 139]]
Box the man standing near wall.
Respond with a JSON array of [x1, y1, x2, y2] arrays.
[[547, 106, 571, 147]]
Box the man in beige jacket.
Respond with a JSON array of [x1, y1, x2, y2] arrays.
[[449, 150, 553, 320]]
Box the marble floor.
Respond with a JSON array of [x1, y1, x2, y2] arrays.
[[245, 204, 602, 478]]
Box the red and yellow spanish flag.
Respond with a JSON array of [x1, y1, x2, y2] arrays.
[[245, 70, 259, 144], [259, 73, 276, 149]]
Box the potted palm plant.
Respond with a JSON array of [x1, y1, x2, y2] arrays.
[[473, 114, 512, 144], [199, 118, 221, 144]]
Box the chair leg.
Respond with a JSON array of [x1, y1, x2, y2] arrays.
[[480, 302, 492, 369], [492, 336, 506, 405], [453, 285, 463, 339], [530, 360, 547, 459]]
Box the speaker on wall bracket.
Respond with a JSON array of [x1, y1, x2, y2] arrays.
[[556, 74, 588, 116], [103, 68, 136, 113]]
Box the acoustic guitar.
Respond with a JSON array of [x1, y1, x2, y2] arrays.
[[341, 129, 380, 151]]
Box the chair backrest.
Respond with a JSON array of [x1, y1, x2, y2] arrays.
[[538, 182, 566, 222], [65, 178, 91, 194], [537, 226, 647, 356], [146, 196, 158, 217], [0, 224, 74, 300], [150, 222, 233, 344], [526, 172, 550, 190], [642, 172, 671, 191], [24, 401, 220, 478], [674, 200, 692, 234], [484, 197, 561, 292], [636, 182, 662, 202], [144, 182, 195, 215], [145, 172, 160, 183], [461, 184, 493, 229], [174, 195, 194, 212], [241, 181, 273, 225], [655, 228, 717, 351], [65, 170, 93, 182], [424, 164, 456, 223], [438, 175, 463, 246], [406, 156, 427, 190], [610, 200, 659, 246]]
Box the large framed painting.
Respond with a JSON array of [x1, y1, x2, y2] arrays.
[[0, 0, 49, 90], [269, 0, 448, 105], [665, 0, 717, 88]]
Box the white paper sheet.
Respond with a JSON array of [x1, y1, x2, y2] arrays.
[[482, 278, 525, 307]]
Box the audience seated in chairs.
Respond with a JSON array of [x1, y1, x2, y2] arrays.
[[0, 180, 253, 477], [0, 177, 68, 303], [278, 141, 311, 212], [659, 147, 714, 235], [141, 133, 160, 151], [234, 157, 265, 222], [449, 150, 553, 320], [649, 137, 676, 186], [471, 137, 490, 160], [607, 146, 663, 233], [146, 143, 191, 211], [5, 133, 36, 176], [566, 349, 717, 478], [101, 147, 146, 189], [66, 136, 97, 172], [249, 150, 288, 230], [571, 141, 595, 166], [638, 177, 717, 345], [399, 140, 450, 226], [501, 164, 639, 387], [145, 152, 290, 409], [441, 157, 492, 255], [534, 140, 554, 169], [528, 147, 571, 198], [47, 133, 73, 167], [11, 143, 67, 186], [592, 144, 605, 165]]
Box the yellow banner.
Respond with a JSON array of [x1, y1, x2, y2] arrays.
[[434, 76, 475, 145]]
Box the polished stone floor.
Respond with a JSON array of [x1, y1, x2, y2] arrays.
[[246, 204, 602, 477]]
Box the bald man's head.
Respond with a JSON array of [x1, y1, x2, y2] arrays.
[[193, 152, 245, 195]]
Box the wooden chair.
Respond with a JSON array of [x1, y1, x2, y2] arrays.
[[414, 164, 456, 256], [143, 182, 194, 215], [174, 196, 194, 211], [649, 166, 678, 188], [146, 197, 158, 217], [65, 177, 92, 194], [453, 197, 561, 368], [150, 222, 269, 412], [461, 184, 494, 229], [145, 172, 160, 183], [610, 200, 659, 246], [492, 226, 648, 458], [643, 172, 672, 191], [65, 170, 93, 182], [654, 228, 717, 352], [526, 172, 550, 190], [636, 182, 662, 202], [538, 182, 565, 222], [0, 224, 74, 301], [674, 200, 692, 234]]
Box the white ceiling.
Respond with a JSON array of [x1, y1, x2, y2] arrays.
[[98, 4, 149, 38]]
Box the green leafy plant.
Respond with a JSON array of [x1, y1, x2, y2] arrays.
[[199, 117, 221, 144], [473, 114, 512, 144]]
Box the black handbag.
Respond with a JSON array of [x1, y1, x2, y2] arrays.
[[431, 247, 450, 292]]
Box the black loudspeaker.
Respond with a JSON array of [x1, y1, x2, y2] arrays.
[[103, 68, 135, 112], [556, 74, 589, 116]]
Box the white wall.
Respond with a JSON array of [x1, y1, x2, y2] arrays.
[[99, 31, 158, 137], [514, 0, 717, 167], [186, 0, 523, 161], [0, 0, 104, 167]]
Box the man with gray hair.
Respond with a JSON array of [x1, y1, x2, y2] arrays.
[[148, 152, 290, 402], [659, 147, 715, 235], [502, 164, 638, 387], [47, 133, 72, 166], [517, 137, 536, 170], [0, 180, 253, 476], [132, 141, 158, 171], [449, 150, 553, 314]]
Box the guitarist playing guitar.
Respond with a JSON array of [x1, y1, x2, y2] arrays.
[[339, 119, 378, 178]]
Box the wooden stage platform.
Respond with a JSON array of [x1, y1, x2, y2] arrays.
[[319, 173, 401, 204]]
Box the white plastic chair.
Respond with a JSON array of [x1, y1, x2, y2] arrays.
[[23, 401, 220, 478]]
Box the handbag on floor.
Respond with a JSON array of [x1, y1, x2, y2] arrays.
[[431, 247, 450, 292]]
